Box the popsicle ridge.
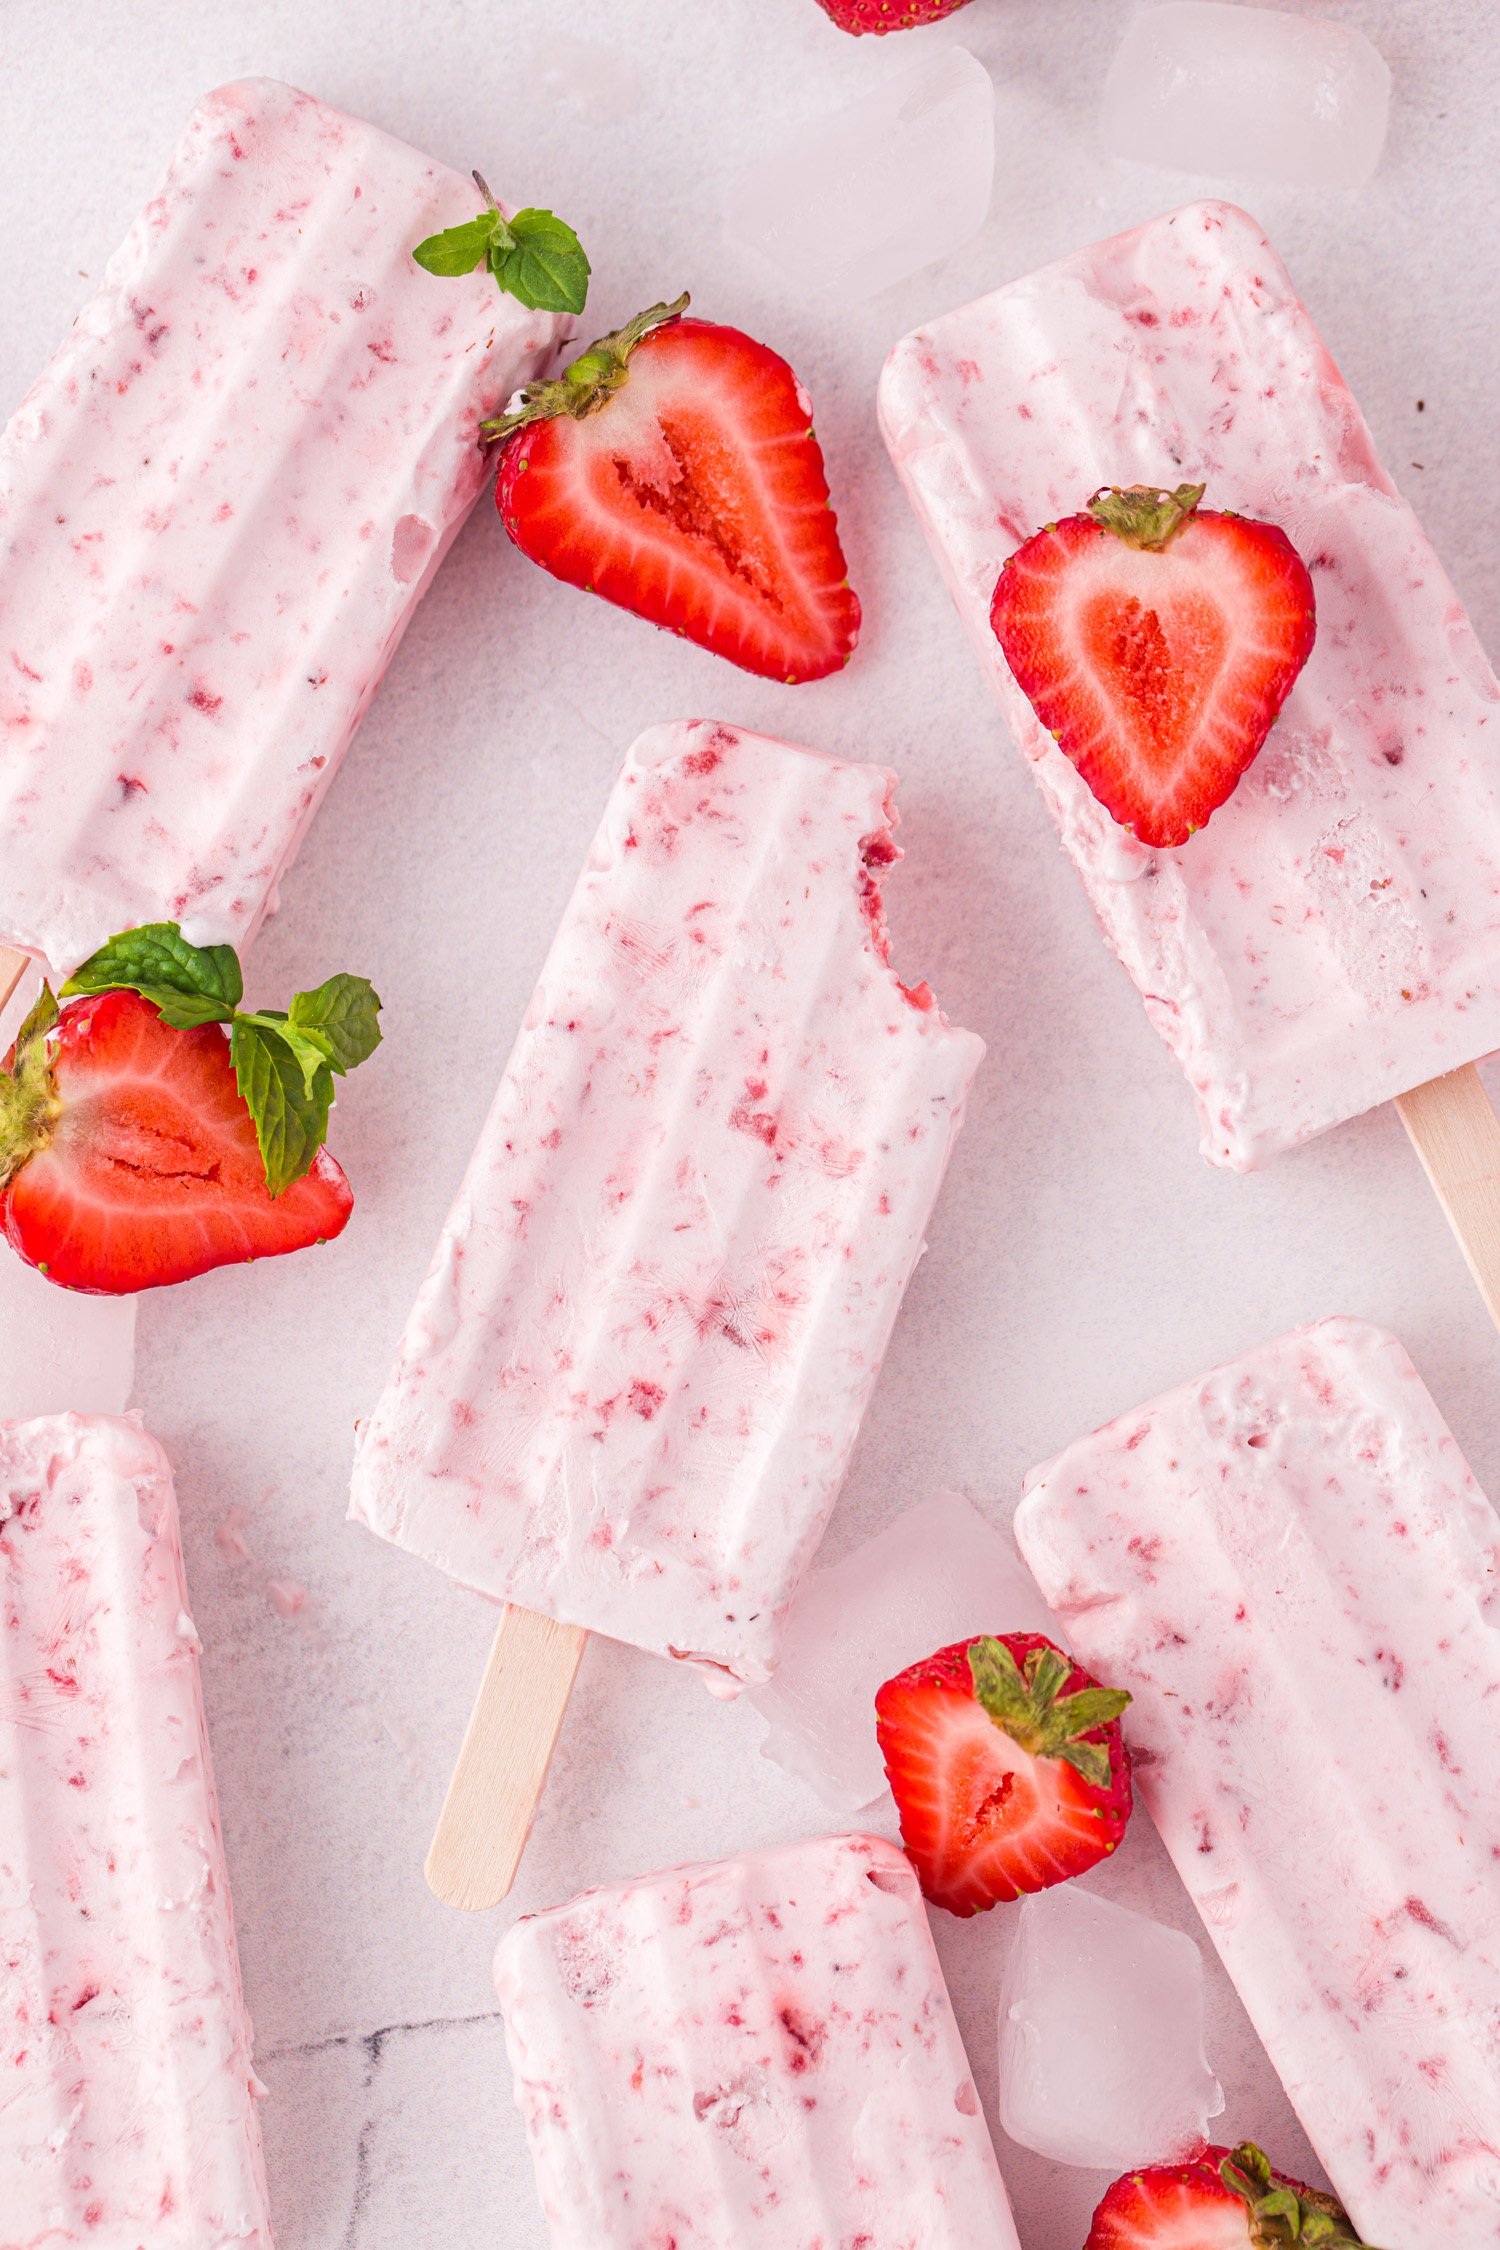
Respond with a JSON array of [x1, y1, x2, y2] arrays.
[[1015, 1317, 1500, 2242], [0, 78, 565, 976], [0, 1411, 271, 2248], [879, 200, 1500, 1168], [494, 1832, 1021, 2250]]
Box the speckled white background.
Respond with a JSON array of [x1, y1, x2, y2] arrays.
[[3, 2, 1498, 2244]]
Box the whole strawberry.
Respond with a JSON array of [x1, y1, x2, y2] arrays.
[[1087, 2139, 1381, 2248], [490, 297, 860, 683], [875, 1631, 1132, 1915], [0, 923, 379, 1292], [990, 482, 1316, 848], [815, 0, 974, 29]]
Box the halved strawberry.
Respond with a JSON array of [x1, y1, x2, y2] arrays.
[[814, 0, 973, 27], [990, 482, 1316, 848], [1087, 2140, 1376, 2248], [1, 988, 352, 1293], [492, 298, 860, 683], [875, 1631, 1132, 1916]]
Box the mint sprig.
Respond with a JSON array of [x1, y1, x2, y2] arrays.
[[60, 924, 381, 1198], [413, 172, 590, 316], [967, 1637, 1131, 1791]]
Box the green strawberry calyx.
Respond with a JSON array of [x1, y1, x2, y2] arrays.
[[481, 293, 691, 442], [53, 922, 382, 1198], [413, 175, 591, 318], [0, 984, 65, 1190], [1219, 2142, 1381, 2248], [1088, 481, 1207, 553], [967, 1636, 1130, 1790]]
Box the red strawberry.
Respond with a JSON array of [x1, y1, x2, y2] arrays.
[[814, 0, 973, 28], [492, 297, 859, 683], [1, 988, 352, 1293], [1087, 2140, 1376, 2248], [875, 1631, 1132, 1916], [990, 482, 1316, 848]]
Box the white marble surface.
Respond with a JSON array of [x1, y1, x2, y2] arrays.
[[3, 3, 1498, 2245]]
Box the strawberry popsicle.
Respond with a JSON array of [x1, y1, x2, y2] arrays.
[[494, 1830, 1022, 2250], [0, 77, 564, 989], [1014, 1317, 1500, 2244], [878, 204, 1500, 1203], [350, 718, 982, 1904], [350, 719, 982, 1684], [1, 1411, 270, 2247]]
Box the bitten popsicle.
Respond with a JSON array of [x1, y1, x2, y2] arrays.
[[1014, 1317, 1500, 2245], [494, 1830, 1022, 2250], [349, 720, 983, 1905], [1, 1411, 271, 2247], [0, 76, 566, 1004], [879, 201, 1500, 1329]]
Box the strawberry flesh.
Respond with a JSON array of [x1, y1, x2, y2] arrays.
[[991, 500, 1316, 848], [875, 1631, 1132, 1916], [1087, 2141, 1370, 2249], [1087, 2149, 1254, 2248], [496, 317, 860, 684], [2, 989, 352, 1292]]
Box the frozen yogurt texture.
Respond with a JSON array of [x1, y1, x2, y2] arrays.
[[349, 721, 983, 1686], [0, 77, 563, 976], [494, 1831, 1021, 2250], [880, 202, 1500, 1167], [1016, 1318, 1500, 2242], [1, 1413, 270, 2249]]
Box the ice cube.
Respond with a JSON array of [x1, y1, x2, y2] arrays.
[[526, 35, 641, 125], [0, 1251, 135, 1421], [998, 1884, 1224, 2170], [749, 1489, 1061, 1811], [1102, 4, 1391, 190], [725, 48, 995, 303]]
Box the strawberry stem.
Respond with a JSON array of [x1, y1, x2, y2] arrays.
[[0, 984, 62, 1190], [482, 293, 691, 441], [967, 1636, 1130, 1789], [1088, 481, 1206, 552], [1219, 2143, 1381, 2247]]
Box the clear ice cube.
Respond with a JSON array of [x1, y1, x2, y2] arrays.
[[1102, 3, 1391, 190], [725, 47, 995, 303], [998, 1884, 1224, 2170], [749, 1489, 1061, 1811], [0, 1250, 135, 1421]]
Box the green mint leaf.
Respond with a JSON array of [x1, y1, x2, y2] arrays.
[[230, 1018, 334, 1197], [235, 1012, 339, 1103], [412, 213, 503, 278], [489, 208, 590, 315], [287, 974, 382, 1075], [61, 921, 241, 1018]]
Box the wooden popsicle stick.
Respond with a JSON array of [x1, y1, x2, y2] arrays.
[[425, 1602, 587, 1910], [1395, 1062, 1500, 1334], [0, 946, 31, 1016]]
